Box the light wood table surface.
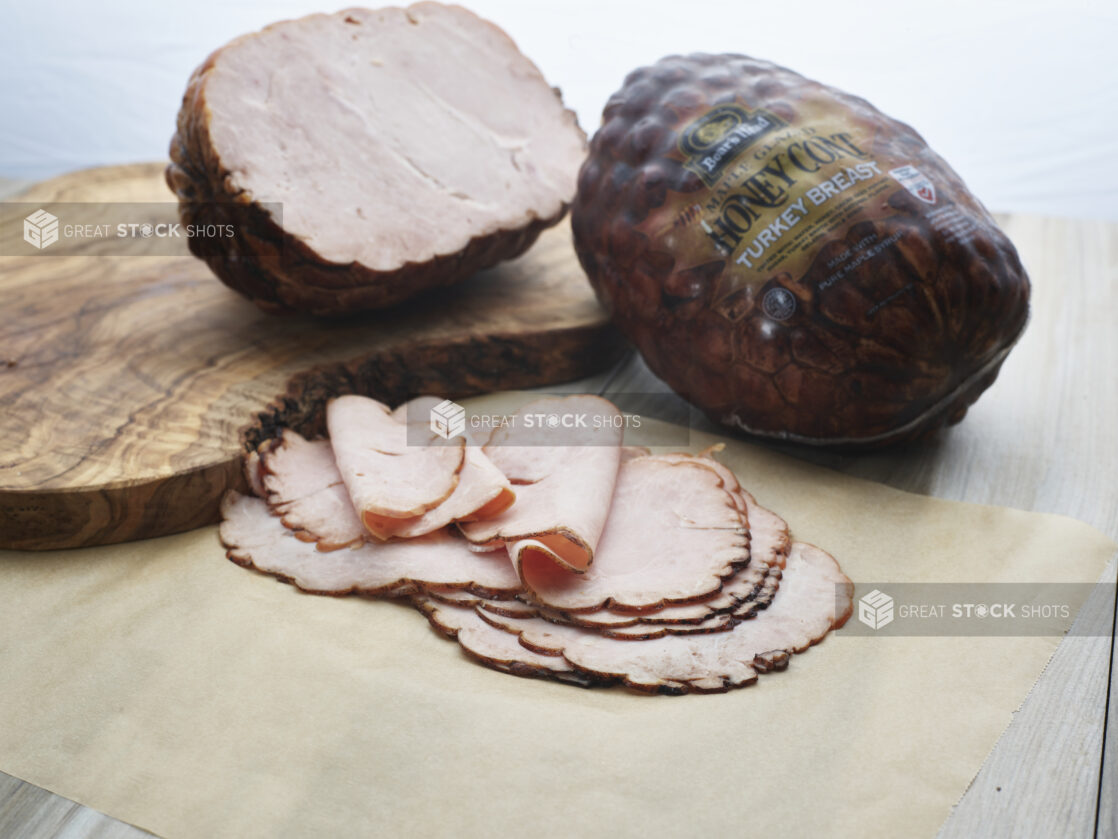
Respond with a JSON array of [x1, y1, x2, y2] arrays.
[[1, 172, 1115, 839]]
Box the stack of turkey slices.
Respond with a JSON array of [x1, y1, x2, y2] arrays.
[[167, 4, 587, 315], [221, 395, 853, 695]]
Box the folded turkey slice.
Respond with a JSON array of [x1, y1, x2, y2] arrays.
[[476, 541, 853, 693], [256, 425, 512, 545], [512, 454, 749, 612], [459, 395, 623, 575], [220, 492, 521, 596], [327, 395, 515, 540]]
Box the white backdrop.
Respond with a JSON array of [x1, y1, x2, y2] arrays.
[[1, 0, 1115, 219]]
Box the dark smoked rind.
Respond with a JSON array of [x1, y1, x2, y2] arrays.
[[571, 54, 1030, 447], [166, 25, 575, 317]]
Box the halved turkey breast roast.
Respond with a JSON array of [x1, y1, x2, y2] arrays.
[[167, 3, 587, 315]]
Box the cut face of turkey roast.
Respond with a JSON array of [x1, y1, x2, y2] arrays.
[[168, 3, 587, 315]]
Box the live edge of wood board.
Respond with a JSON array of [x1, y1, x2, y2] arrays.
[[0, 163, 624, 551]]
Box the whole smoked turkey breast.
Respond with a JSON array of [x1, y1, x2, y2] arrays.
[[571, 54, 1030, 446]]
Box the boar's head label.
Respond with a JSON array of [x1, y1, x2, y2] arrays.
[[678, 104, 787, 186]]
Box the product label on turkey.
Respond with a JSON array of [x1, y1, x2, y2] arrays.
[[646, 101, 930, 311], [691, 119, 893, 272]]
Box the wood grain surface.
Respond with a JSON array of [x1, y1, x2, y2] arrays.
[[0, 164, 624, 551], [1, 166, 1115, 837]]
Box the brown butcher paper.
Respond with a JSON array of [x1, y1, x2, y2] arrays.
[[0, 400, 1113, 839]]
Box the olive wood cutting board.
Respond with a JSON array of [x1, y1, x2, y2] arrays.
[[0, 163, 624, 550]]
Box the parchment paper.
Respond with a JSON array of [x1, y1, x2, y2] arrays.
[[0, 401, 1113, 839]]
